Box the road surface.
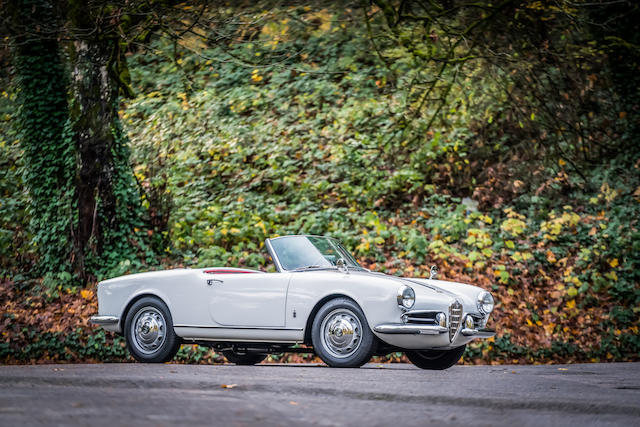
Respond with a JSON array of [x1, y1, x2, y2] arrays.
[[1, 362, 639, 426]]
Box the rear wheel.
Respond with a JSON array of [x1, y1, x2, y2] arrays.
[[222, 350, 267, 365], [124, 296, 181, 363], [311, 298, 376, 368], [406, 345, 466, 370]]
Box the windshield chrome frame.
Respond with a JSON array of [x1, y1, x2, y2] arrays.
[[264, 238, 285, 272], [265, 235, 365, 273]]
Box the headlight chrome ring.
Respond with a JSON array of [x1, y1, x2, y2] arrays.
[[477, 291, 494, 314], [397, 285, 415, 309]]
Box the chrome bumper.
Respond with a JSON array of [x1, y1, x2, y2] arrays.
[[461, 327, 496, 338], [374, 324, 496, 338], [373, 324, 448, 335], [89, 315, 120, 326]]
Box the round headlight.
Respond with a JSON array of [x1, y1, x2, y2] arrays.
[[397, 285, 415, 309], [477, 291, 494, 314]]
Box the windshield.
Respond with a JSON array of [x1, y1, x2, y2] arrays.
[[269, 236, 363, 271]]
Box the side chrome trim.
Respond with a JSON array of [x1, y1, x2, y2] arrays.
[[89, 315, 119, 325], [461, 328, 496, 338], [173, 324, 303, 331], [373, 323, 448, 335]]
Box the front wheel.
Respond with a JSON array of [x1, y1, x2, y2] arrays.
[[406, 345, 466, 370], [311, 298, 376, 368], [222, 350, 267, 365], [124, 296, 181, 363]]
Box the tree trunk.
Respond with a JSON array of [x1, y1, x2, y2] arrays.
[[69, 38, 120, 278], [11, 0, 75, 275]]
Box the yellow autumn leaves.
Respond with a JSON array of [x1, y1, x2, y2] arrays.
[[251, 69, 263, 83], [540, 209, 580, 241]]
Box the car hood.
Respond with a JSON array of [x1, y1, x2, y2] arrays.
[[358, 271, 481, 314]]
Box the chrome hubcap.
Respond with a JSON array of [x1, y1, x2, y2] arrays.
[[320, 308, 362, 358], [131, 307, 166, 354]]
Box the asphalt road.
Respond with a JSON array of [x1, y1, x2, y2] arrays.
[[1, 362, 639, 427]]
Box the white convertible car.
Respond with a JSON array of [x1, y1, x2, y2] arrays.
[[91, 235, 495, 369]]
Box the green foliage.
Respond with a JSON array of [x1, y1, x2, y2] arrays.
[[11, 0, 75, 278], [85, 121, 154, 281], [0, 88, 29, 276], [125, 8, 479, 267]]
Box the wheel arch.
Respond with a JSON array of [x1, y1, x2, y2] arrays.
[[303, 293, 362, 345], [120, 293, 172, 333]]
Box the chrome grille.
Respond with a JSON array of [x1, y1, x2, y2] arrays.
[[405, 311, 437, 325], [449, 301, 463, 341]]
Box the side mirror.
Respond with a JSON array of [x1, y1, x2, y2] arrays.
[[336, 258, 349, 274]]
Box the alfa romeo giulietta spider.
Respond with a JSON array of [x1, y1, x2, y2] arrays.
[[90, 235, 496, 369]]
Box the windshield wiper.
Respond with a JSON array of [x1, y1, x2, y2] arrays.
[[293, 265, 335, 271], [294, 265, 321, 270]]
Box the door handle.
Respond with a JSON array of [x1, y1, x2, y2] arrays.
[[207, 279, 224, 286]]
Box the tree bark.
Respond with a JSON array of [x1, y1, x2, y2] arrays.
[[69, 38, 119, 276]]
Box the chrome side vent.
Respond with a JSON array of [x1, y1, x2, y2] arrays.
[[449, 301, 463, 341], [472, 314, 487, 329]]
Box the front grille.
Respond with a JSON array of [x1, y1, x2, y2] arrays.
[[405, 311, 437, 325], [449, 301, 463, 341]]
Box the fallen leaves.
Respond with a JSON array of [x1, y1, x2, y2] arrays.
[[543, 323, 556, 336]]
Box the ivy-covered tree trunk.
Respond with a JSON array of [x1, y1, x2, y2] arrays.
[[10, 0, 145, 282], [69, 37, 143, 280], [12, 0, 75, 276], [69, 39, 117, 273]]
